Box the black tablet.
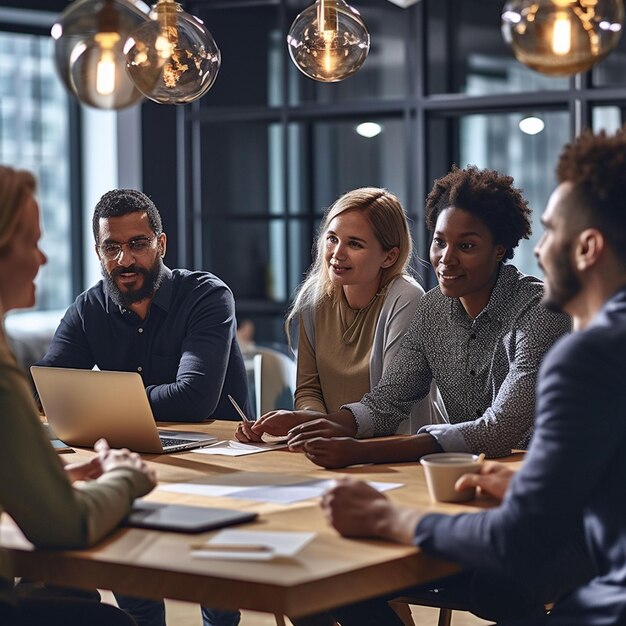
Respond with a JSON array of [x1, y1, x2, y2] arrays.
[[123, 501, 258, 533]]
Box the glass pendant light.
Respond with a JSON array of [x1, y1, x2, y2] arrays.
[[287, 0, 370, 82], [502, 0, 624, 76], [125, 0, 221, 105], [51, 0, 150, 110]]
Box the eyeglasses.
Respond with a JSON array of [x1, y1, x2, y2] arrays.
[[99, 236, 157, 261]]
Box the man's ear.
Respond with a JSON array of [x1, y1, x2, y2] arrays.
[[574, 228, 604, 271], [158, 233, 167, 258]]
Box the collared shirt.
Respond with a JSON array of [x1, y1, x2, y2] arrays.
[[38, 267, 250, 422], [344, 264, 571, 456]]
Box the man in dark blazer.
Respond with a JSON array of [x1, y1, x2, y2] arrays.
[[322, 127, 626, 626]]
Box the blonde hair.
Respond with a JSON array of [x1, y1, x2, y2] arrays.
[[286, 187, 413, 343], [0, 165, 36, 254]]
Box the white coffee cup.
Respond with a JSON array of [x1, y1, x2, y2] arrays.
[[420, 453, 481, 502]]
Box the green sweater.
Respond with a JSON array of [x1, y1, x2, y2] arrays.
[[0, 327, 154, 607]]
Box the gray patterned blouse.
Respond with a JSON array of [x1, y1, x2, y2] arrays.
[[344, 264, 571, 457]]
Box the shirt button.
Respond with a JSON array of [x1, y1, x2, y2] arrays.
[[138, 328, 144, 334], [470, 333, 476, 339], [137, 366, 143, 372], [470, 370, 476, 376]]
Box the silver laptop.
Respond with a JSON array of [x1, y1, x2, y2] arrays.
[[31, 366, 217, 454]]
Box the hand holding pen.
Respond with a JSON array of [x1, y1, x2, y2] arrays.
[[229, 395, 263, 443]]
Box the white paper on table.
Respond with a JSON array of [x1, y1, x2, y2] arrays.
[[228, 479, 403, 504], [156, 471, 319, 499], [158, 477, 403, 503], [191, 530, 316, 561], [192, 440, 288, 456], [157, 483, 250, 497]]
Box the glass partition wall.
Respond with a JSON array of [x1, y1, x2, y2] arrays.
[[175, 0, 626, 342]]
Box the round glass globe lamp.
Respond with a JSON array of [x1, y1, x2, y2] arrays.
[[52, 0, 150, 109], [125, 0, 221, 105], [502, 0, 624, 76], [287, 0, 370, 82]]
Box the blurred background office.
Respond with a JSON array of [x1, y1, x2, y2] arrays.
[[2, 0, 626, 345]]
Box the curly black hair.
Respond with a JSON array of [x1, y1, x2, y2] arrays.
[[425, 165, 532, 261], [92, 189, 162, 244], [556, 127, 626, 265]]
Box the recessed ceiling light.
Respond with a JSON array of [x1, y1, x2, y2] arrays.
[[519, 116, 545, 135], [356, 122, 383, 138], [385, 0, 422, 7]]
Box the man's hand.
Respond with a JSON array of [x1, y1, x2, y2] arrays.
[[454, 461, 516, 502], [321, 478, 422, 544], [64, 457, 104, 483], [252, 409, 324, 436], [300, 437, 363, 469], [94, 439, 157, 487]]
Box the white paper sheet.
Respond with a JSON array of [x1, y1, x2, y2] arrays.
[[160, 478, 403, 504], [228, 479, 403, 504], [158, 483, 250, 497], [192, 440, 288, 456], [191, 530, 316, 561]]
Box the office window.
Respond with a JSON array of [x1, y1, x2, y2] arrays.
[[0, 31, 72, 311], [592, 106, 626, 133], [459, 110, 569, 277], [172, 0, 626, 342], [425, 0, 569, 95], [193, 4, 283, 108], [289, 117, 408, 215], [593, 33, 626, 87]]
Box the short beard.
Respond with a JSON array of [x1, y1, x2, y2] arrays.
[[103, 258, 165, 309], [541, 244, 581, 314]]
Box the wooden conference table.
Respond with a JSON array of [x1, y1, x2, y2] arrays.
[[0, 421, 513, 619]]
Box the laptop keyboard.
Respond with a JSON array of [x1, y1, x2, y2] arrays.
[[159, 437, 196, 448]]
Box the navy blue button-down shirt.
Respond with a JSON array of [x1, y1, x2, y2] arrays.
[[38, 267, 250, 422]]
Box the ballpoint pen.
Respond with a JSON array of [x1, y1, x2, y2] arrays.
[[228, 394, 250, 423], [190, 543, 272, 553]]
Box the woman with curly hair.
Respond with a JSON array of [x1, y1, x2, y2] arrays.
[[252, 165, 571, 471]]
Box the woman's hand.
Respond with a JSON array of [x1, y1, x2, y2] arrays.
[[288, 420, 357, 450], [299, 436, 363, 469], [64, 457, 104, 483], [251, 409, 324, 436], [234, 420, 263, 443], [94, 439, 157, 487]]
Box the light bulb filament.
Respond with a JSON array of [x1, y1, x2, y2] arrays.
[[155, 34, 174, 59], [552, 12, 572, 55], [323, 29, 334, 72], [94, 32, 120, 96], [96, 50, 116, 94]]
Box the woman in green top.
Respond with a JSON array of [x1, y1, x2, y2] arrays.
[[0, 165, 156, 625]]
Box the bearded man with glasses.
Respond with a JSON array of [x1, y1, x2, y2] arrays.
[[36, 188, 250, 626]]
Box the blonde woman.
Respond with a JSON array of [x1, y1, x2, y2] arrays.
[[0, 165, 155, 626], [237, 187, 434, 443]]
